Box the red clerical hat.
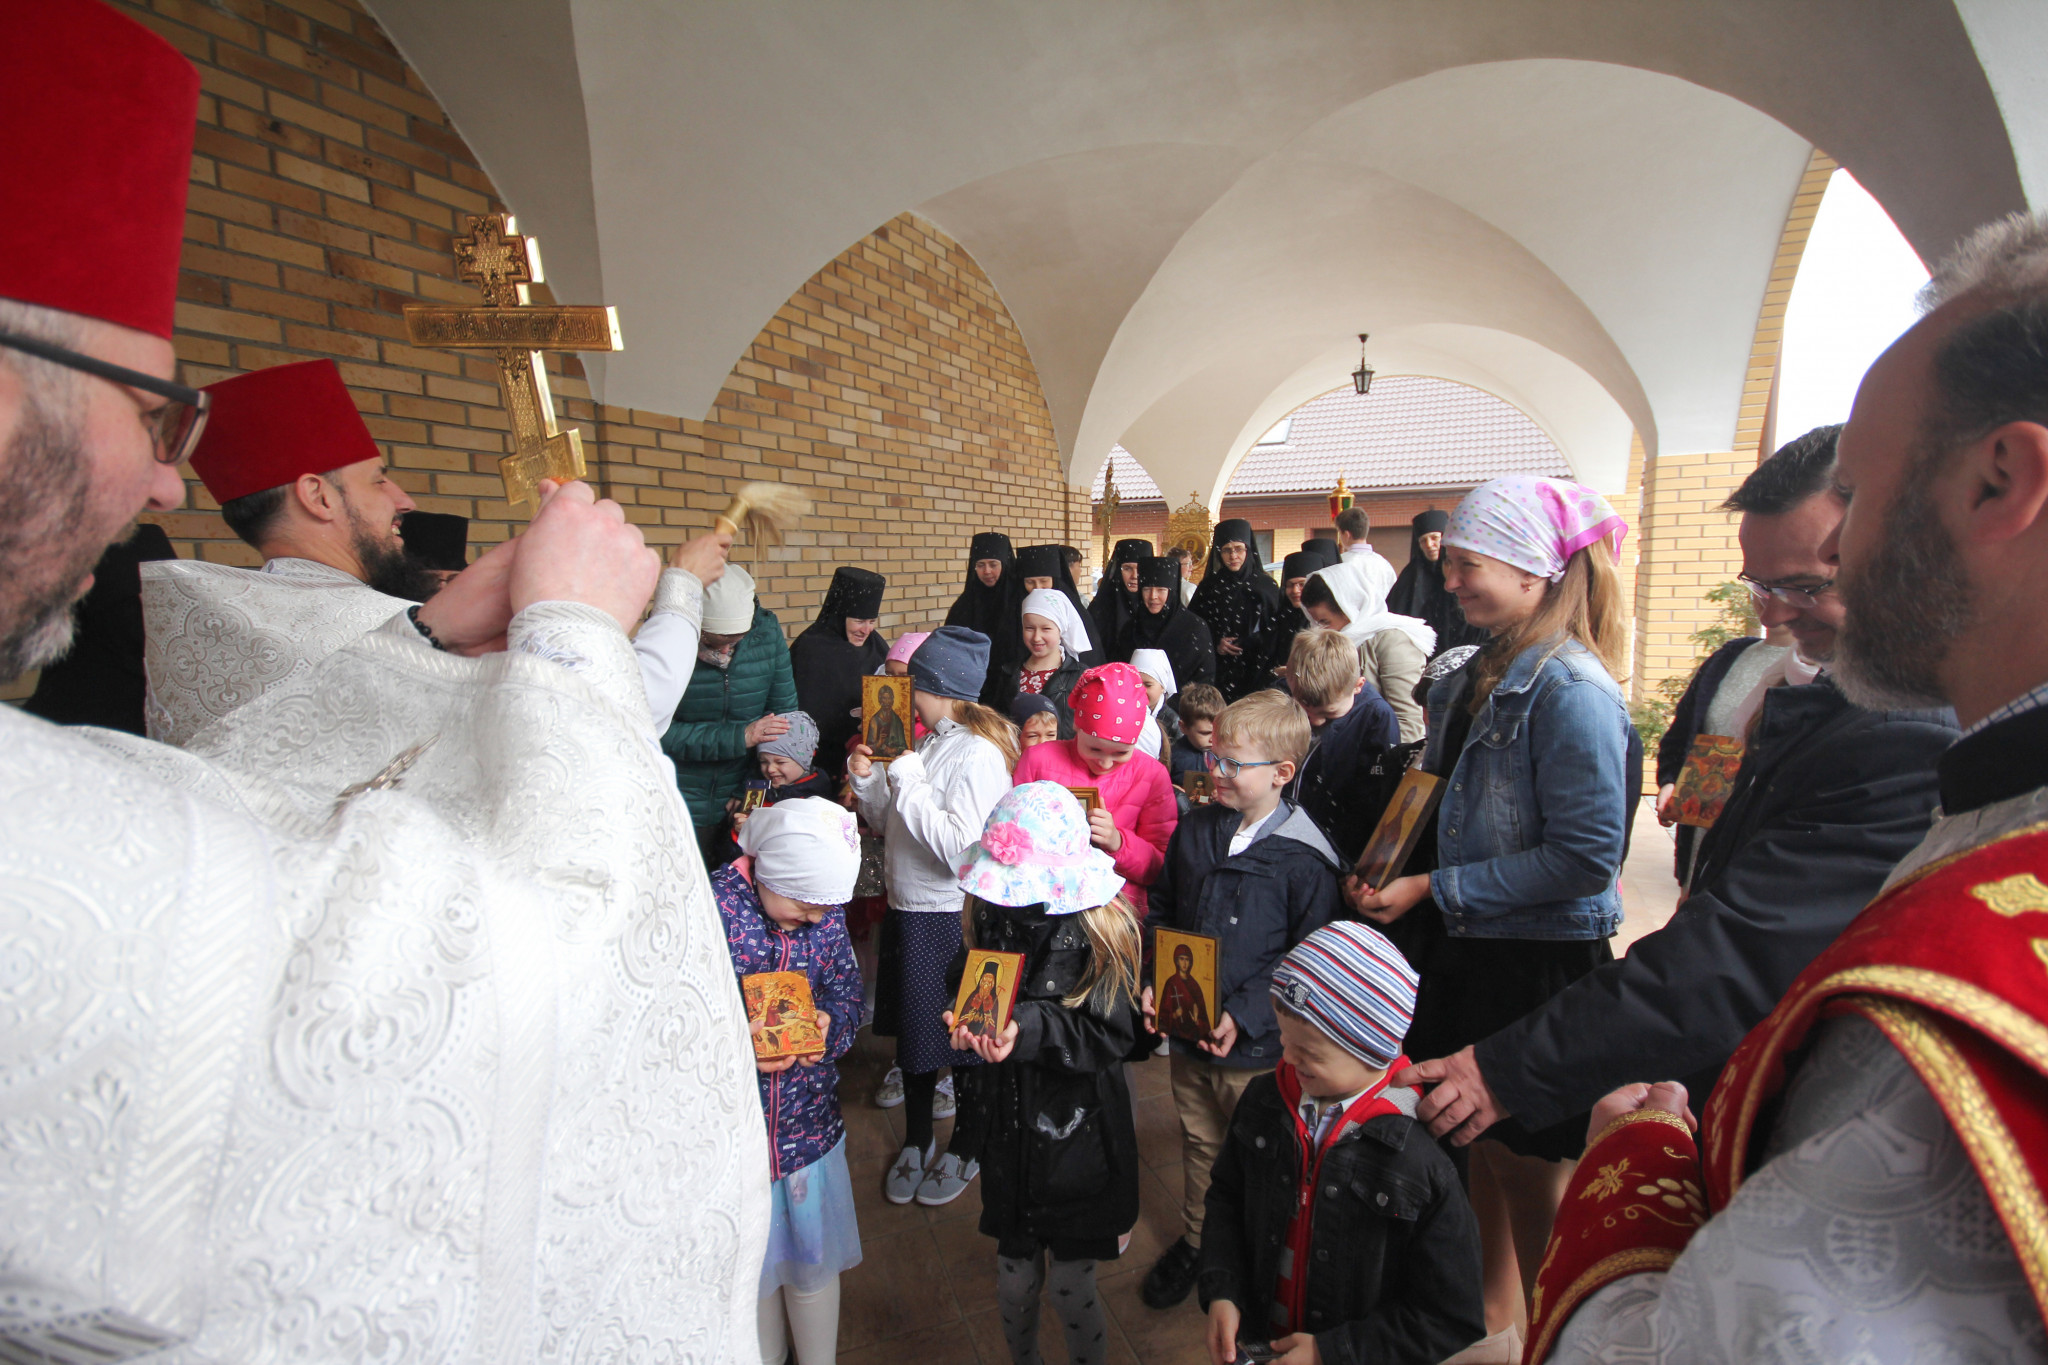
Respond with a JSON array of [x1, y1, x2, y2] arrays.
[[0, 0, 200, 339], [190, 361, 384, 503]]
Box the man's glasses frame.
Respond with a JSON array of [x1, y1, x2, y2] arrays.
[[1738, 573, 1836, 610], [0, 328, 209, 466]]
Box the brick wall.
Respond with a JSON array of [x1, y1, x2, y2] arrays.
[[118, 0, 1080, 642]]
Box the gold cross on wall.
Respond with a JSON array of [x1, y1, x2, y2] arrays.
[[404, 214, 624, 513]]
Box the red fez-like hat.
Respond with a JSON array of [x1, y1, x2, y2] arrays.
[[190, 360, 383, 503], [0, 0, 200, 339]]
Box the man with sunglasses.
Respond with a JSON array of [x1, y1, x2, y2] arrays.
[[1392, 425, 1954, 1163], [0, 4, 769, 1360]]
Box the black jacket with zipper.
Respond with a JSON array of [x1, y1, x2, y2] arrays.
[[950, 899, 1143, 1247], [1198, 1071, 1484, 1364]]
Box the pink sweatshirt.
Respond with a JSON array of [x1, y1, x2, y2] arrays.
[[1013, 739, 1179, 913]]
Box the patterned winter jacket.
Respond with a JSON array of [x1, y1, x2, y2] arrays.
[[713, 860, 864, 1181]]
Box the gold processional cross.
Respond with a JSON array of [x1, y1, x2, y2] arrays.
[[404, 214, 623, 513]]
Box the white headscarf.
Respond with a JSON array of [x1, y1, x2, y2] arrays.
[[1311, 559, 1436, 657], [738, 796, 862, 905], [1021, 587, 1089, 662], [701, 562, 757, 635], [1128, 648, 1177, 707]]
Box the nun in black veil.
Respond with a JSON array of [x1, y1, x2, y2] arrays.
[[947, 532, 1021, 703], [789, 566, 888, 778], [1263, 547, 1323, 680], [1188, 517, 1283, 701], [1386, 509, 1488, 657], [1089, 537, 1152, 661], [1116, 555, 1214, 692]]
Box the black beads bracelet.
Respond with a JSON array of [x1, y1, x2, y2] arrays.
[[407, 605, 448, 652]]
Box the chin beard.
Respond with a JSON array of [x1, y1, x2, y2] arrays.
[[0, 383, 95, 683], [347, 519, 439, 603], [1832, 463, 1974, 712]]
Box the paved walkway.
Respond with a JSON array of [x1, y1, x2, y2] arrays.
[[831, 803, 1683, 1362]]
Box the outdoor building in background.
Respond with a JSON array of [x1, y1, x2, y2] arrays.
[[1092, 376, 1570, 570]]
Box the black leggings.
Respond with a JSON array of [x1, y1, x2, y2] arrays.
[[903, 1069, 940, 1152]]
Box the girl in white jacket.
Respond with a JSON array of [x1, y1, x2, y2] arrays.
[[850, 626, 1017, 1208]]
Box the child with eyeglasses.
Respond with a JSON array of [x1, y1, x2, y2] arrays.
[[1137, 690, 1345, 1312]]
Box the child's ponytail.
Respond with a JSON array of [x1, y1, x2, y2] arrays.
[[949, 698, 1021, 772]]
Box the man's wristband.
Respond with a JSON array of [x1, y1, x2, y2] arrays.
[[407, 604, 448, 652]]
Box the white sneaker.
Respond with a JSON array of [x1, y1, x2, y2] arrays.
[[884, 1141, 935, 1205], [933, 1073, 956, 1119], [913, 1153, 979, 1206], [874, 1065, 904, 1109]]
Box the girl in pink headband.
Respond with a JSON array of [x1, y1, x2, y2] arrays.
[[1008, 663, 1180, 915]]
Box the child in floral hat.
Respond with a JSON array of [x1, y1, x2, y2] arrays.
[[1011, 661, 1179, 915], [947, 782, 1145, 1365]]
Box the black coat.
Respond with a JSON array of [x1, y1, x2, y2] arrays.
[[951, 900, 1143, 1247], [706, 768, 840, 868], [1143, 803, 1343, 1068], [1019, 654, 1087, 740], [25, 524, 176, 735], [1116, 607, 1215, 692], [1477, 678, 1955, 1129], [1286, 693, 1401, 865], [1199, 1072, 1485, 1365]]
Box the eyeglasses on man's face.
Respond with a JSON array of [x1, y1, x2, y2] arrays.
[[1213, 756, 1280, 779], [1739, 574, 1836, 610], [0, 328, 210, 466]]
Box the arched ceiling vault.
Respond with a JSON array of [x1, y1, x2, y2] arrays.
[[365, 0, 2028, 505]]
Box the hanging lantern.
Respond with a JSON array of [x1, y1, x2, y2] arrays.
[[1328, 473, 1353, 521], [1350, 333, 1375, 396]]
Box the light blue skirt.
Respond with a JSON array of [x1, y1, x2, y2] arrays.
[[759, 1138, 863, 1296]]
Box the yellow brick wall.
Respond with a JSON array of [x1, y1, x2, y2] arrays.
[[119, 0, 1083, 643]]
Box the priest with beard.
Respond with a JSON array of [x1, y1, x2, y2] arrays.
[[142, 360, 715, 746], [1090, 536, 1152, 660], [1523, 210, 2048, 1363], [0, 4, 766, 1356], [1187, 516, 1282, 701], [1115, 555, 1214, 693], [945, 531, 1021, 704], [790, 565, 889, 777], [1386, 508, 1487, 657]]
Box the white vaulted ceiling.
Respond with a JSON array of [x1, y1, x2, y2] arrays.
[[364, 0, 2029, 505]]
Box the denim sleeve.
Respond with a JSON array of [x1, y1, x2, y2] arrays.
[[1431, 678, 1629, 921]]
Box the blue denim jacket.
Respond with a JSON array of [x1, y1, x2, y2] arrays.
[[1423, 639, 1630, 940]]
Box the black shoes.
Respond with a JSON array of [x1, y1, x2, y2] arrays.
[[1140, 1235, 1202, 1309]]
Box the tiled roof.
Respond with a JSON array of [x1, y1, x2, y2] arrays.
[[1091, 375, 1569, 501]]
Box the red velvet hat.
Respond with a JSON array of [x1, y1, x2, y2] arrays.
[[0, 0, 200, 339], [189, 360, 383, 503]]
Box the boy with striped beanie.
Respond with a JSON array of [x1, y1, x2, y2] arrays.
[[1197, 922, 1485, 1364]]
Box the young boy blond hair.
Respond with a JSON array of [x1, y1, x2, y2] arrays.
[[1285, 629, 1362, 715], [1284, 632, 1400, 866], [1140, 689, 1343, 1310]]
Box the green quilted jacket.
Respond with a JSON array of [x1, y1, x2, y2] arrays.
[[660, 605, 800, 827]]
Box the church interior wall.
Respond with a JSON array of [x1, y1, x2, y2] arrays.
[[119, 0, 1083, 647]]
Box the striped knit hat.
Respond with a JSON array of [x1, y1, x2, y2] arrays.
[[1269, 922, 1418, 1068]]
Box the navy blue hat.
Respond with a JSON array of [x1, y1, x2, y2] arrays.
[[910, 626, 990, 703], [1008, 691, 1058, 725]]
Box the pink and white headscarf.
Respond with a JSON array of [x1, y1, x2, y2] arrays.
[[1445, 476, 1627, 583], [1066, 662, 1149, 744]]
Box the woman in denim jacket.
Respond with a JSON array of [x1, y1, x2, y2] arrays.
[[1344, 476, 1634, 1361]]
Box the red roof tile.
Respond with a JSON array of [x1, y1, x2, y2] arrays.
[[1092, 376, 1568, 501]]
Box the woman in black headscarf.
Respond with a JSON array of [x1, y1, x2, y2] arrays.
[[1386, 509, 1488, 657], [1090, 537, 1152, 661], [1263, 548, 1322, 680], [1188, 518, 1282, 701], [948, 532, 1021, 704], [789, 566, 888, 778], [1117, 556, 1214, 693]]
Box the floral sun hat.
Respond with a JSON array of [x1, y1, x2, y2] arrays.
[[956, 781, 1125, 915]]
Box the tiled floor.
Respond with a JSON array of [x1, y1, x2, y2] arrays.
[[832, 811, 1682, 1362]]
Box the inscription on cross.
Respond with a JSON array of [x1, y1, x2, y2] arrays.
[[404, 214, 623, 513]]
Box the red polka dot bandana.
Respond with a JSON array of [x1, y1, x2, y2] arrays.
[[1067, 663, 1148, 744]]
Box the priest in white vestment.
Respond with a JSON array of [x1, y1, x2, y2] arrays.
[[0, 4, 767, 1361], [142, 358, 708, 746]]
